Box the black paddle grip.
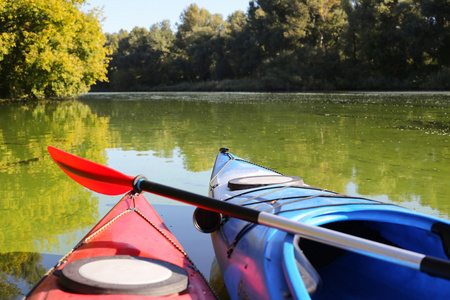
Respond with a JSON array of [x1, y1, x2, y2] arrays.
[[132, 175, 148, 193], [420, 256, 450, 280], [139, 180, 260, 223]]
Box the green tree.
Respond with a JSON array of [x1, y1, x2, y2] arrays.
[[342, 0, 433, 87], [419, 0, 450, 66], [102, 30, 134, 90], [314, 0, 347, 55], [220, 11, 255, 78], [104, 22, 175, 90], [146, 20, 175, 85], [0, 0, 109, 99], [172, 4, 224, 81], [248, 0, 312, 57], [247, 0, 347, 89], [116, 26, 150, 89], [176, 4, 223, 48]]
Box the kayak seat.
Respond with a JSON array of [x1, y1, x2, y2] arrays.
[[58, 255, 189, 296], [298, 221, 399, 270], [292, 235, 322, 295], [292, 221, 401, 297]]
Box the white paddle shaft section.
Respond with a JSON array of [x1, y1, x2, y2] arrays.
[[258, 212, 425, 270]]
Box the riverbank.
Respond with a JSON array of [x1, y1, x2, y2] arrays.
[[92, 71, 450, 93]]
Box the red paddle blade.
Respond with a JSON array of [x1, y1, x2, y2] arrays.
[[48, 146, 134, 195]]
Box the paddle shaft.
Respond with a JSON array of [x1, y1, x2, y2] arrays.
[[259, 213, 450, 279], [138, 179, 450, 280]]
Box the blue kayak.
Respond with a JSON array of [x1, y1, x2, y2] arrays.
[[198, 148, 450, 300]]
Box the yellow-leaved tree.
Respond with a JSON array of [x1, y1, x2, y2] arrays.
[[0, 0, 109, 99]]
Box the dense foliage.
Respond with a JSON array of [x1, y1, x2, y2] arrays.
[[101, 1, 449, 91], [0, 0, 110, 99]]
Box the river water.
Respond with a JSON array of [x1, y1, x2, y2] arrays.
[[0, 92, 449, 298]]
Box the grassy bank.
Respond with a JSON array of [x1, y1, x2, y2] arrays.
[[92, 70, 450, 93]]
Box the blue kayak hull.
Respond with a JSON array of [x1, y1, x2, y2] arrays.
[[207, 150, 450, 300]]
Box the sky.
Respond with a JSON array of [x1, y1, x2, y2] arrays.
[[84, 0, 252, 34]]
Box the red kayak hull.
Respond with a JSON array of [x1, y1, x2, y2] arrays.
[[27, 192, 216, 299]]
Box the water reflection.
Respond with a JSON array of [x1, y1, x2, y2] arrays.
[[0, 252, 44, 298], [80, 92, 450, 215], [0, 252, 61, 298], [0, 101, 112, 254]]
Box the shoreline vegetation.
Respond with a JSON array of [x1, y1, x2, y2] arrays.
[[93, 2, 450, 93], [1, 1, 449, 101], [93, 77, 449, 93]]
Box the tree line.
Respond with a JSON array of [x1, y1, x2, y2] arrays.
[[98, 0, 449, 92], [1, 0, 448, 99]]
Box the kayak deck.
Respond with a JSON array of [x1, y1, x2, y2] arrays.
[[208, 149, 450, 299], [27, 192, 216, 299]]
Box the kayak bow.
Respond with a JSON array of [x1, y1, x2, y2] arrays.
[[26, 150, 217, 299]]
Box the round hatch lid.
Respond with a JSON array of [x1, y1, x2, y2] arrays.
[[228, 175, 304, 190], [59, 255, 188, 296]]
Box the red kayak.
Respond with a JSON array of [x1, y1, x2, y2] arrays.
[[26, 192, 217, 299]]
